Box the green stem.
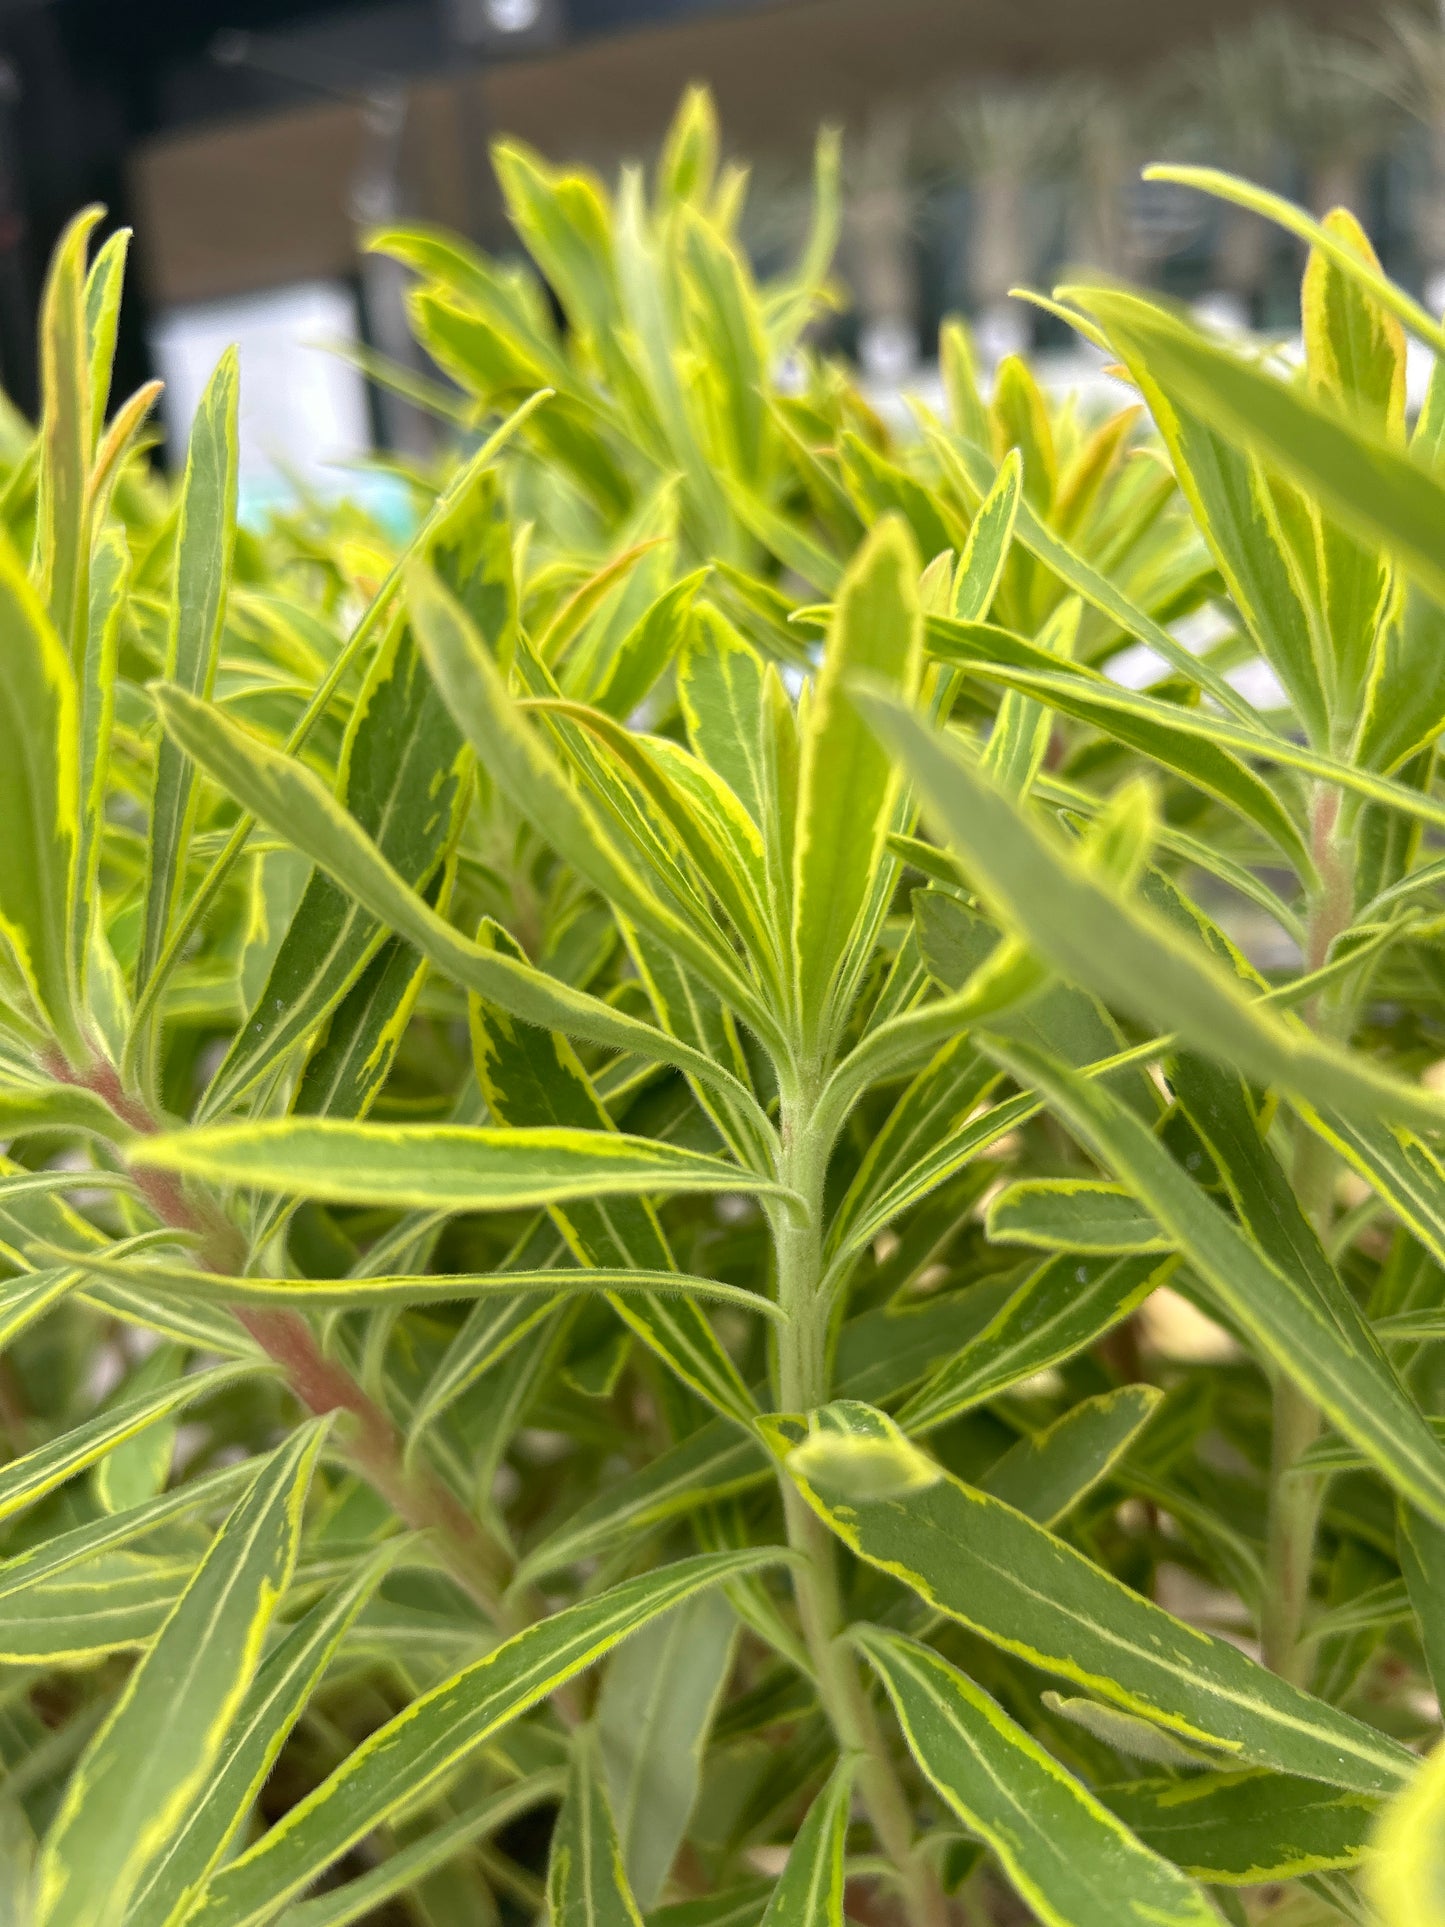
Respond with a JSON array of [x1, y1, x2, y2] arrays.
[[774, 1081, 946, 1927], [1261, 787, 1352, 1685]]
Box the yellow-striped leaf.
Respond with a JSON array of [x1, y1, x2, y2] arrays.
[[900, 1253, 1166, 1433], [550, 1729, 645, 1927], [33, 1419, 327, 1927], [985, 1035, 1445, 1529], [858, 691, 1445, 1138], [133, 1119, 788, 1224], [756, 1759, 854, 1927], [188, 1549, 781, 1926], [128, 1546, 400, 1926], [854, 1627, 1216, 1927], [136, 349, 240, 992], [785, 1402, 1412, 1793], [1101, 1770, 1378, 1885], [148, 678, 769, 1126], [792, 516, 922, 1043]]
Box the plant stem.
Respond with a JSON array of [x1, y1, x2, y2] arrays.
[[59, 1056, 513, 1620], [1261, 788, 1352, 1684], [774, 1082, 946, 1927]]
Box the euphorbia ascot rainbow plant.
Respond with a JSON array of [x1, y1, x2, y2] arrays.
[[5, 86, 1445, 1926]]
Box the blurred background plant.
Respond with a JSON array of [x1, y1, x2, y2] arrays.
[[0, 0, 1441, 511]]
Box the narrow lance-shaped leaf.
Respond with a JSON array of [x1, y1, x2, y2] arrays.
[[856, 691, 1445, 1138], [1301, 207, 1403, 722], [187, 1549, 782, 1927], [900, 1252, 1169, 1433], [981, 1383, 1164, 1527], [1074, 283, 1445, 617], [0, 532, 84, 1059], [82, 225, 130, 445], [32, 1419, 328, 1927], [136, 348, 240, 993], [201, 619, 465, 1119], [792, 515, 922, 1043], [755, 1758, 854, 1927], [470, 956, 760, 1425], [984, 1034, 1445, 1530], [34, 207, 101, 667], [598, 1588, 736, 1907], [550, 1729, 645, 1927], [1100, 1771, 1379, 1886], [854, 1627, 1217, 1927], [781, 1401, 1413, 1794], [72, 525, 127, 996], [406, 559, 781, 1050], [0, 1361, 257, 1527], [126, 1544, 402, 1926], [275, 1778, 566, 1927], [147, 683, 772, 1130], [132, 1118, 790, 1220]]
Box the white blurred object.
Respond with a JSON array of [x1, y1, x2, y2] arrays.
[[859, 315, 919, 384], [1192, 290, 1251, 334], [973, 300, 1029, 366], [151, 280, 371, 498]]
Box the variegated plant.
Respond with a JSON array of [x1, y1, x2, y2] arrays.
[[3, 85, 1445, 1927]]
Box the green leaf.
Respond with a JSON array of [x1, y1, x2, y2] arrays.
[[827, 1033, 999, 1262], [598, 1588, 736, 1907], [202, 622, 465, 1118], [755, 1759, 854, 1927], [0, 530, 83, 1057], [853, 1627, 1217, 1927], [792, 516, 922, 1040], [550, 1728, 645, 1927], [470, 963, 760, 1424], [34, 208, 102, 668], [1301, 208, 1403, 720], [0, 1083, 129, 1142], [188, 1548, 782, 1926], [406, 560, 777, 1046], [134, 1117, 785, 1219], [127, 1547, 400, 1926], [92, 1343, 183, 1514], [678, 610, 769, 826], [0, 1459, 253, 1606], [137, 349, 240, 992], [1076, 284, 1445, 618], [785, 1402, 1413, 1793], [73, 524, 127, 992], [986, 1180, 1170, 1253], [1398, 1504, 1445, 1706], [68, 1251, 781, 1319], [1101, 1771, 1378, 1884], [0, 1552, 186, 1663], [148, 684, 764, 1121], [899, 1253, 1167, 1433], [82, 225, 129, 443], [980, 1383, 1163, 1525], [858, 691, 1445, 1138], [951, 447, 1020, 622], [272, 1778, 565, 1927], [925, 619, 1312, 872], [0, 1362, 256, 1526], [984, 1034, 1445, 1529], [32, 1419, 327, 1927]]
